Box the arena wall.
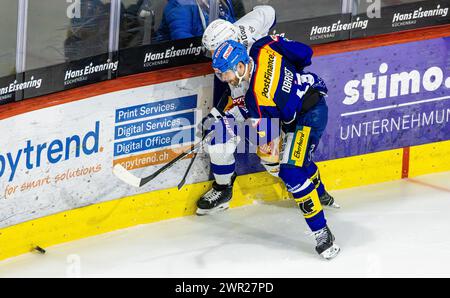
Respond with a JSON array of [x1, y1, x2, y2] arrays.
[[0, 25, 449, 261]]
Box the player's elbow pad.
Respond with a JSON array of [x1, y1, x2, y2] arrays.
[[252, 5, 276, 29]]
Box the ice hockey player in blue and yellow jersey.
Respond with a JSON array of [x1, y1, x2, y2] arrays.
[[211, 37, 340, 259]]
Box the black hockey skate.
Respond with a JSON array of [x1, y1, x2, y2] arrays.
[[319, 191, 340, 209], [313, 225, 340, 260], [196, 174, 237, 216]]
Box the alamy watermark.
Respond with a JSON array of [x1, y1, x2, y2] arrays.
[[365, 0, 381, 19], [66, 254, 82, 277], [67, 0, 81, 19], [170, 112, 281, 155]]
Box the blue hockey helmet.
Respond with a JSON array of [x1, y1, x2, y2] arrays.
[[212, 40, 250, 85]]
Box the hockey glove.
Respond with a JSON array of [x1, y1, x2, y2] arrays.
[[197, 107, 224, 139]]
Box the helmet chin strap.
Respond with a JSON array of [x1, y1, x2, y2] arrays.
[[234, 63, 248, 86], [234, 58, 254, 86]]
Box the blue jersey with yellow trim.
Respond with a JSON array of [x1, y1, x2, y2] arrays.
[[245, 35, 327, 129]]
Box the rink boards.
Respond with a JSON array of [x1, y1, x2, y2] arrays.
[[0, 29, 449, 261], [0, 141, 449, 261]]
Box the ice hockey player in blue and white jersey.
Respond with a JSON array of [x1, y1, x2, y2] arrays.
[[202, 5, 277, 52], [196, 5, 279, 215], [196, 6, 339, 216], [209, 38, 340, 259]]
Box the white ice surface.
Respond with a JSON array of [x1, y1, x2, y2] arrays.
[[1, 171, 450, 278]]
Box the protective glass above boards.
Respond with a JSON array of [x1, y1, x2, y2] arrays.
[[267, 0, 449, 45], [118, 0, 352, 48], [119, 0, 351, 49], [0, 0, 18, 78], [0, 0, 449, 105], [351, 0, 450, 39], [269, 0, 353, 45], [0, 74, 18, 105], [119, 0, 245, 49], [26, 0, 111, 72]]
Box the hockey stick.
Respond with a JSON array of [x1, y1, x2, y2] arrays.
[[177, 137, 203, 190], [113, 132, 212, 188], [176, 90, 231, 190]]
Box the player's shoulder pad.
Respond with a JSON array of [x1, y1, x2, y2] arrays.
[[249, 35, 280, 59]]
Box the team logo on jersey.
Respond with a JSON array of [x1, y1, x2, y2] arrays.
[[223, 45, 234, 59], [232, 96, 246, 107], [215, 42, 228, 58], [224, 96, 246, 111], [282, 68, 294, 94], [238, 25, 249, 48], [294, 190, 323, 219], [253, 45, 283, 107], [261, 53, 276, 99], [289, 126, 311, 167]]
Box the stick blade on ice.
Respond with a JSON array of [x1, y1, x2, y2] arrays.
[[113, 164, 142, 187]]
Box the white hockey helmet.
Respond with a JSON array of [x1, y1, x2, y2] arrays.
[[202, 19, 240, 51]]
